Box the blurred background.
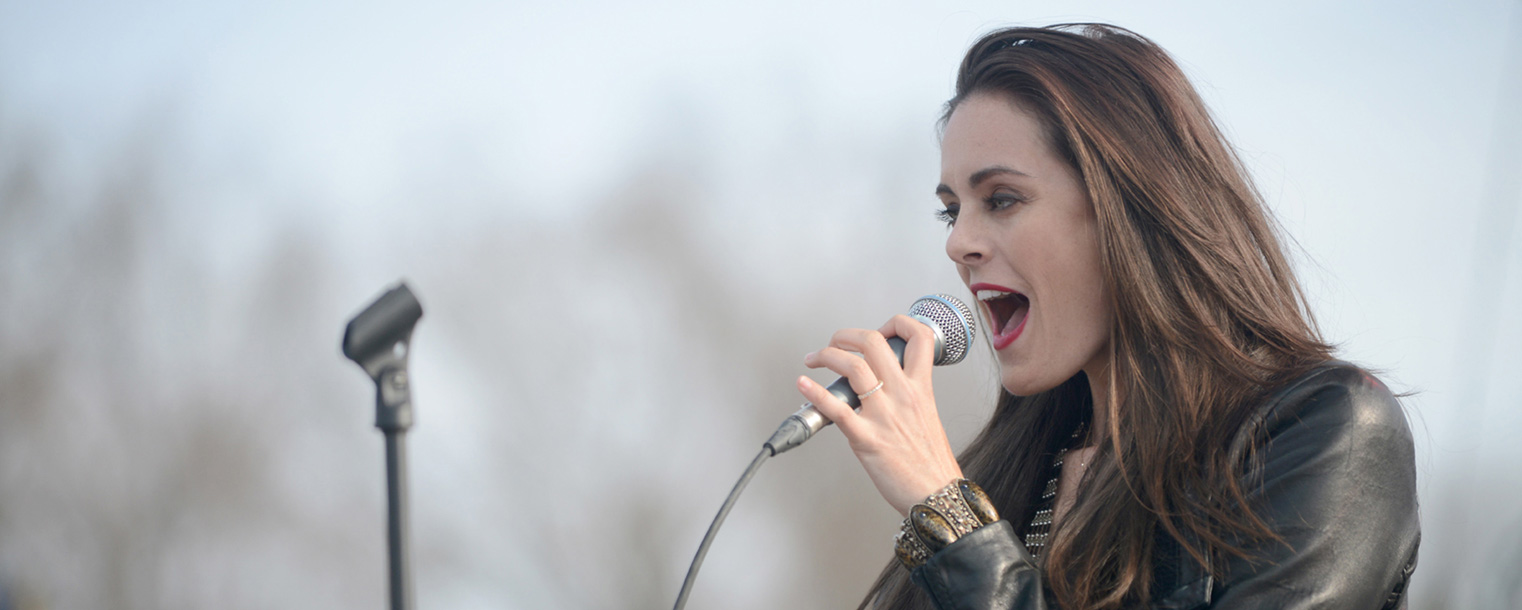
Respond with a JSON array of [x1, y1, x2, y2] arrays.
[[1, 0, 1519, 608]]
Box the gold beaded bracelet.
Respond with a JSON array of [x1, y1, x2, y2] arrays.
[[894, 478, 1000, 569]]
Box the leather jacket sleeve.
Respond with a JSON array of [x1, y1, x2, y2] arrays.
[[907, 363, 1420, 610], [909, 520, 1049, 610]]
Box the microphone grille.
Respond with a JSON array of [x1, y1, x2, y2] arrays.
[[910, 294, 977, 365]]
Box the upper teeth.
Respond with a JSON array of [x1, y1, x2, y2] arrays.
[[976, 289, 1014, 301]]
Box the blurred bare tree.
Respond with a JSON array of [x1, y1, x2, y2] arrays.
[[0, 94, 990, 609], [0, 111, 384, 608]]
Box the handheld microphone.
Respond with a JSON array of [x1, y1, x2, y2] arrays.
[[671, 293, 977, 610], [765, 294, 977, 455]]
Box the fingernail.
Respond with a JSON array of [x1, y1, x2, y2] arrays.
[[803, 352, 816, 365], [797, 375, 811, 389]]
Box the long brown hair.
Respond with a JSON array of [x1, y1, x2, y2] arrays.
[[864, 24, 1332, 609]]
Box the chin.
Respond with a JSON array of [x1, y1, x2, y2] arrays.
[[1000, 367, 1069, 398]]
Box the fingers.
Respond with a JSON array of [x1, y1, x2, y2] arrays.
[[880, 315, 937, 377], [803, 317, 939, 389], [820, 328, 904, 385], [803, 346, 881, 395]]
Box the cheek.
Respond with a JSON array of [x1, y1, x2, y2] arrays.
[[1071, 234, 1112, 345], [1040, 222, 1110, 341]]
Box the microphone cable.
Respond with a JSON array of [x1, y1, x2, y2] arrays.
[[671, 445, 772, 610]]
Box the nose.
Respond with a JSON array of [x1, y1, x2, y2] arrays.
[[945, 214, 986, 267]]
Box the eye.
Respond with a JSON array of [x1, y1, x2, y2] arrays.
[[934, 202, 960, 226], [986, 191, 1025, 211]]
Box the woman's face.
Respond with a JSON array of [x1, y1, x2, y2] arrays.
[[938, 92, 1113, 396]]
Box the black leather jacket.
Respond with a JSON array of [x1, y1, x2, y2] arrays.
[[908, 362, 1420, 609]]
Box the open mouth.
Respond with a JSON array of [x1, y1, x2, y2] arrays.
[[976, 288, 1030, 350]]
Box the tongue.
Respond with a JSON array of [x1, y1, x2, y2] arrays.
[[1001, 302, 1028, 335]]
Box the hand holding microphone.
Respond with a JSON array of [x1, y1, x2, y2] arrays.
[[777, 294, 977, 516], [673, 295, 976, 610]]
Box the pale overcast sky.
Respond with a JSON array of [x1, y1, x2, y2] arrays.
[[1, 0, 1519, 607]]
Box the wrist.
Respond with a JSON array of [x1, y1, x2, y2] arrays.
[[896, 465, 966, 517], [893, 478, 1000, 570]]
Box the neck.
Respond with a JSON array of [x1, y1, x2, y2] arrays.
[[1082, 361, 1111, 446]]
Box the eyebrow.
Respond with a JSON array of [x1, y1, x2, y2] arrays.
[[970, 165, 1030, 186], [935, 165, 1031, 196]]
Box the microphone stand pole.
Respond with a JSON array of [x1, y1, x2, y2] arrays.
[[343, 282, 424, 610], [377, 366, 415, 610]]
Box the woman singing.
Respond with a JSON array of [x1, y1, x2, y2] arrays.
[[796, 24, 1419, 610]]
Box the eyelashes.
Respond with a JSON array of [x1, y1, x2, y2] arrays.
[[934, 205, 959, 226]]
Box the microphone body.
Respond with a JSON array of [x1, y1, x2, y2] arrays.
[[765, 295, 975, 455]]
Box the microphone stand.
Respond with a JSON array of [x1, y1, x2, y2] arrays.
[[377, 365, 415, 610], [343, 283, 424, 610]]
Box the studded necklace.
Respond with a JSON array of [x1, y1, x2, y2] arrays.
[[1023, 422, 1088, 561]]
